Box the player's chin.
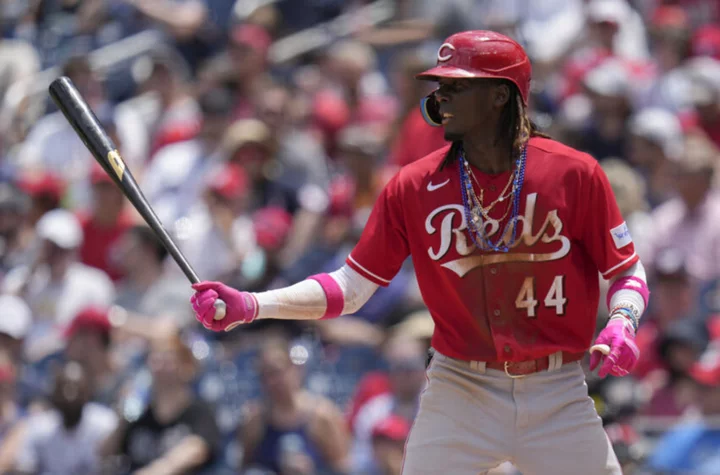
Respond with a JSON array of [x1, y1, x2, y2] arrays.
[[444, 129, 463, 142]]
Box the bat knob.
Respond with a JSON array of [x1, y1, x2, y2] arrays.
[[213, 299, 227, 320], [590, 344, 611, 356]]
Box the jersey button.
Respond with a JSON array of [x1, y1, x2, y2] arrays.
[[493, 309, 501, 316], [490, 267, 497, 275], [504, 345, 512, 354], [490, 185, 497, 191]]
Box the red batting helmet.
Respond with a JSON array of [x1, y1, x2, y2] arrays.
[[416, 30, 532, 104]]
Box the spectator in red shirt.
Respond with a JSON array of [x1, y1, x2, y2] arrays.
[[78, 164, 134, 282], [387, 51, 446, 167]]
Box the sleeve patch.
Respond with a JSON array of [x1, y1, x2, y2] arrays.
[[610, 222, 633, 249]]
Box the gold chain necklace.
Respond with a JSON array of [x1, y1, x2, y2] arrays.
[[463, 159, 516, 216]]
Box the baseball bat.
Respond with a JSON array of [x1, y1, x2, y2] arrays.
[[48, 76, 226, 320]]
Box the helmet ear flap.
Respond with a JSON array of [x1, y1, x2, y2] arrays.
[[420, 91, 442, 127]]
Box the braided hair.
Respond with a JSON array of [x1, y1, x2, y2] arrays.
[[440, 79, 549, 170]]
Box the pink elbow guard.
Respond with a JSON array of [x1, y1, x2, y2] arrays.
[[308, 273, 344, 320], [606, 276, 650, 309]]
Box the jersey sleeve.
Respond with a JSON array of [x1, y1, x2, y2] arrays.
[[581, 163, 639, 280], [346, 173, 410, 287]]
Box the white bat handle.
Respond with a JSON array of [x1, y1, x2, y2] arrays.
[[213, 299, 227, 320], [590, 344, 611, 356]]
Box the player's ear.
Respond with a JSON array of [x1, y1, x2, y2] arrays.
[[493, 83, 510, 108]]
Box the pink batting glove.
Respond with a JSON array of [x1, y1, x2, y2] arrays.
[[190, 281, 258, 332], [589, 317, 640, 378]]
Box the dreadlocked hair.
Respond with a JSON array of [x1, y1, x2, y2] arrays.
[[440, 80, 550, 170]]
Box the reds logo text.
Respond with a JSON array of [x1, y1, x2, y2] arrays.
[[425, 193, 570, 277]]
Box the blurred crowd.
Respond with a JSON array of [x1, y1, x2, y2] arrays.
[[0, 0, 718, 474]]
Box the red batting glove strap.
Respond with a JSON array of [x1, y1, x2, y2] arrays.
[[190, 281, 258, 332], [589, 317, 639, 378]]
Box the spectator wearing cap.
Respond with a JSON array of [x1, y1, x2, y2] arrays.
[[0, 183, 33, 276], [347, 311, 434, 434], [134, 46, 202, 159], [77, 164, 134, 282], [386, 50, 447, 168], [562, 59, 634, 161], [63, 307, 128, 407], [370, 414, 410, 475], [175, 162, 256, 283], [0, 294, 32, 365], [13, 56, 147, 191], [558, 0, 650, 102], [680, 57, 720, 149], [627, 107, 684, 207], [15, 171, 65, 227], [350, 335, 426, 475], [113, 225, 194, 325], [2, 209, 114, 330], [142, 86, 235, 226], [645, 356, 720, 473], [645, 133, 720, 282], [692, 24, 720, 60]]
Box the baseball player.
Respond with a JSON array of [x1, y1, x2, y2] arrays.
[[191, 31, 649, 475]]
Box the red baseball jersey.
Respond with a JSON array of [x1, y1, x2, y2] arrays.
[[346, 137, 638, 362]]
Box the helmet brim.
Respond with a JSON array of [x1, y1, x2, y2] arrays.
[[416, 65, 490, 81]]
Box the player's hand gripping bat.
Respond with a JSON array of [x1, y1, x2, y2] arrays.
[[48, 76, 227, 320]]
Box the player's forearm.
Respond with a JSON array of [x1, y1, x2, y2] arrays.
[[253, 264, 379, 321], [606, 261, 649, 330]]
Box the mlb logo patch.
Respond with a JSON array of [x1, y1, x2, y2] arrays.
[[610, 222, 632, 249]]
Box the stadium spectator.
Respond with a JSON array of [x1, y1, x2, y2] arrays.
[[645, 357, 720, 473], [63, 307, 127, 407], [3, 209, 115, 330], [135, 46, 202, 159], [113, 225, 192, 324], [77, 164, 133, 282], [0, 184, 34, 276], [15, 171, 64, 227], [386, 51, 446, 168], [350, 335, 426, 474], [13, 56, 147, 190], [10, 361, 117, 474], [644, 133, 720, 282], [626, 107, 684, 208], [177, 162, 255, 283], [101, 329, 220, 473], [143, 86, 234, 225], [370, 414, 410, 475], [240, 337, 350, 474], [681, 56, 720, 149]]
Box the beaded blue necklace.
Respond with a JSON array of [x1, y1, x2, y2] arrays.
[[458, 145, 527, 253]]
